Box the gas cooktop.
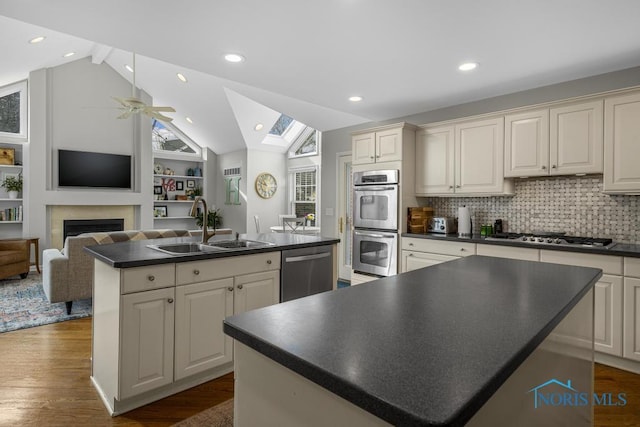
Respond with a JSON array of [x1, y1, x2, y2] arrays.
[[485, 232, 616, 249]]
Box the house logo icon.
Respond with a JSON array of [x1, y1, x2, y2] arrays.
[[528, 379, 577, 409]]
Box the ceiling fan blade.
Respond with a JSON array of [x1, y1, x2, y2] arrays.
[[122, 97, 146, 107], [112, 96, 129, 107], [117, 110, 133, 119], [146, 106, 176, 113], [147, 111, 174, 122]]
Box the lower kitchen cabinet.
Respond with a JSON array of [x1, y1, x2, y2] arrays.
[[234, 270, 280, 315], [402, 251, 458, 272], [623, 276, 640, 361], [476, 244, 539, 261], [401, 237, 476, 273]]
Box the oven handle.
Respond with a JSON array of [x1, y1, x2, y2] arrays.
[[354, 230, 396, 239], [353, 186, 397, 192]]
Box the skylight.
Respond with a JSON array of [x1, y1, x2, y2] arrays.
[[268, 114, 294, 136]]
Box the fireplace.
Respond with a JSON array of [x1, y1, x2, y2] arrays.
[[63, 218, 125, 241]]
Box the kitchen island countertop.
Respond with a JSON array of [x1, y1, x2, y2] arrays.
[[224, 255, 602, 426], [84, 232, 340, 268]]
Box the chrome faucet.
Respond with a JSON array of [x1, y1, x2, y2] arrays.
[[189, 196, 216, 243]]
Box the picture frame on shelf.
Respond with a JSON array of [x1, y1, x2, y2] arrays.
[[176, 181, 184, 191], [154, 205, 168, 217], [186, 179, 195, 189], [153, 185, 163, 195]]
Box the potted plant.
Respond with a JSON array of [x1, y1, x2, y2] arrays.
[[1, 174, 22, 199], [195, 208, 222, 230]]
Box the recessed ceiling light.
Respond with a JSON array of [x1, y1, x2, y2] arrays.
[[125, 64, 134, 73], [458, 62, 479, 71], [224, 53, 245, 63], [254, 123, 264, 131], [176, 73, 188, 83], [186, 117, 193, 124], [349, 96, 363, 102], [28, 36, 46, 44], [63, 52, 75, 58]]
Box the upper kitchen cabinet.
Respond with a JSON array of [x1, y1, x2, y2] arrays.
[[603, 92, 640, 194], [504, 101, 603, 177], [416, 117, 513, 196], [351, 123, 416, 165]]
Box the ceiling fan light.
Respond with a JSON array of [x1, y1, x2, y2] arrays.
[[28, 36, 46, 44], [224, 53, 245, 63], [177, 73, 188, 83]]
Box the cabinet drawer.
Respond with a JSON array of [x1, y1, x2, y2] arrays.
[[477, 244, 539, 261], [121, 264, 176, 294], [625, 257, 640, 278], [176, 252, 281, 285], [540, 250, 622, 275], [402, 250, 458, 272], [402, 238, 476, 257]]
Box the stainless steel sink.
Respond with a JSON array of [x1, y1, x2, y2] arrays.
[[147, 242, 222, 255], [207, 239, 275, 249]]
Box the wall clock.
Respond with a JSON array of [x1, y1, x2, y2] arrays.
[[255, 172, 277, 199]]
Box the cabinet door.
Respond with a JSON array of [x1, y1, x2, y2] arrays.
[[623, 277, 640, 361], [594, 275, 623, 356], [352, 132, 376, 165], [174, 278, 234, 381], [401, 250, 457, 272], [120, 287, 175, 399], [456, 118, 505, 193], [604, 93, 640, 193], [234, 270, 280, 315], [375, 128, 403, 163], [549, 100, 603, 175], [415, 126, 455, 195], [504, 109, 549, 177]]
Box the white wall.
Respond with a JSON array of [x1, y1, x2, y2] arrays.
[[28, 57, 154, 249], [216, 149, 247, 234], [246, 150, 287, 232]]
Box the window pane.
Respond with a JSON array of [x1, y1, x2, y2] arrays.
[[0, 91, 20, 134], [269, 114, 294, 136], [295, 131, 317, 156], [152, 119, 196, 153], [293, 169, 317, 225]]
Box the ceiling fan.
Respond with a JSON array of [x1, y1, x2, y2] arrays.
[[113, 53, 175, 122]]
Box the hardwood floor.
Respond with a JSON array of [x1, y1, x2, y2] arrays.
[[1, 317, 639, 426], [0, 318, 233, 427]]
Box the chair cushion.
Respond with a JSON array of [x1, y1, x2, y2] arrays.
[[0, 250, 27, 264]]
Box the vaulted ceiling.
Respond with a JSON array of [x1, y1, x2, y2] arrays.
[[2, 1, 640, 154]]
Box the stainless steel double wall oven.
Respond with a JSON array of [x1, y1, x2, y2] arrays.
[[352, 170, 399, 277]]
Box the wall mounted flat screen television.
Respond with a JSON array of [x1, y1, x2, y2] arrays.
[[58, 149, 132, 189]]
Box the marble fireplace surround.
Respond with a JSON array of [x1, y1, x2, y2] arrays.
[[49, 205, 135, 250]]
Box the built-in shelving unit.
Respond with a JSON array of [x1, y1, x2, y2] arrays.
[[152, 151, 206, 231], [0, 142, 25, 238]]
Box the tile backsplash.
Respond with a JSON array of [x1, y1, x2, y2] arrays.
[[422, 175, 640, 244]]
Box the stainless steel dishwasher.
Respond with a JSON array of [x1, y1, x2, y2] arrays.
[[281, 245, 333, 302]]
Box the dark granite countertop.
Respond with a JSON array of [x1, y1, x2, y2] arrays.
[[402, 233, 640, 258], [224, 256, 602, 426], [84, 233, 340, 268]]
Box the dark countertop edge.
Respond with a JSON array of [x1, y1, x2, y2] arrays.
[[85, 238, 340, 269], [223, 265, 602, 427], [401, 233, 640, 258]]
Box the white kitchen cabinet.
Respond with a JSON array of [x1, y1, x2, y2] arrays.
[[504, 101, 603, 178], [476, 244, 539, 261], [352, 123, 415, 165], [623, 277, 640, 361], [549, 100, 603, 175], [400, 237, 475, 273], [174, 278, 234, 381], [120, 287, 175, 399], [416, 118, 512, 195], [504, 109, 550, 177], [233, 270, 280, 315], [603, 92, 640, 193], [401, 250, 458, 272]]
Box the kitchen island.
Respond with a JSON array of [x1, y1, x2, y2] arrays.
[[84, 232, 339, 415], [224, 255, 602, 426]]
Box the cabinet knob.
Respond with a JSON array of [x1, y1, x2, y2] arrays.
[[193, 269, 200, 275], [409, 242, 414, 246], [408, 253, 414, 257], [237, 284, 244, 290], [460, 248, 465, 252], [541, 165, 547, 170], [147, 275, 155, 282], [167, 298, 174, 304], [552, 165, 557, 169], [376, 155, 380, 158], [449, 186, 453, 189], [456, 185, 461, 188], [228, 287, 234, 292], [370, 156, 375, 160], [266, 260, 272, 265]]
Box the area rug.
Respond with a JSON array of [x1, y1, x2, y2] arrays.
[[0, 274, 92, 333], [172, 399, 233, 427]]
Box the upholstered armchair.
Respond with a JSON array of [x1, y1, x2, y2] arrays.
[[0, 239, 30, 280]]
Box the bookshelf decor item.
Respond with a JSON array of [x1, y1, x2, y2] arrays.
[[0, 148, 15, 165]]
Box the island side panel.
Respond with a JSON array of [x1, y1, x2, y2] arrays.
[[234, 341, 392, 427], [91, 259, 122, 414], [467, 288, 594, 427]]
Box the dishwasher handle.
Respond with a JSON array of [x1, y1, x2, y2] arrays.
[[285, 252, 331, 263]]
